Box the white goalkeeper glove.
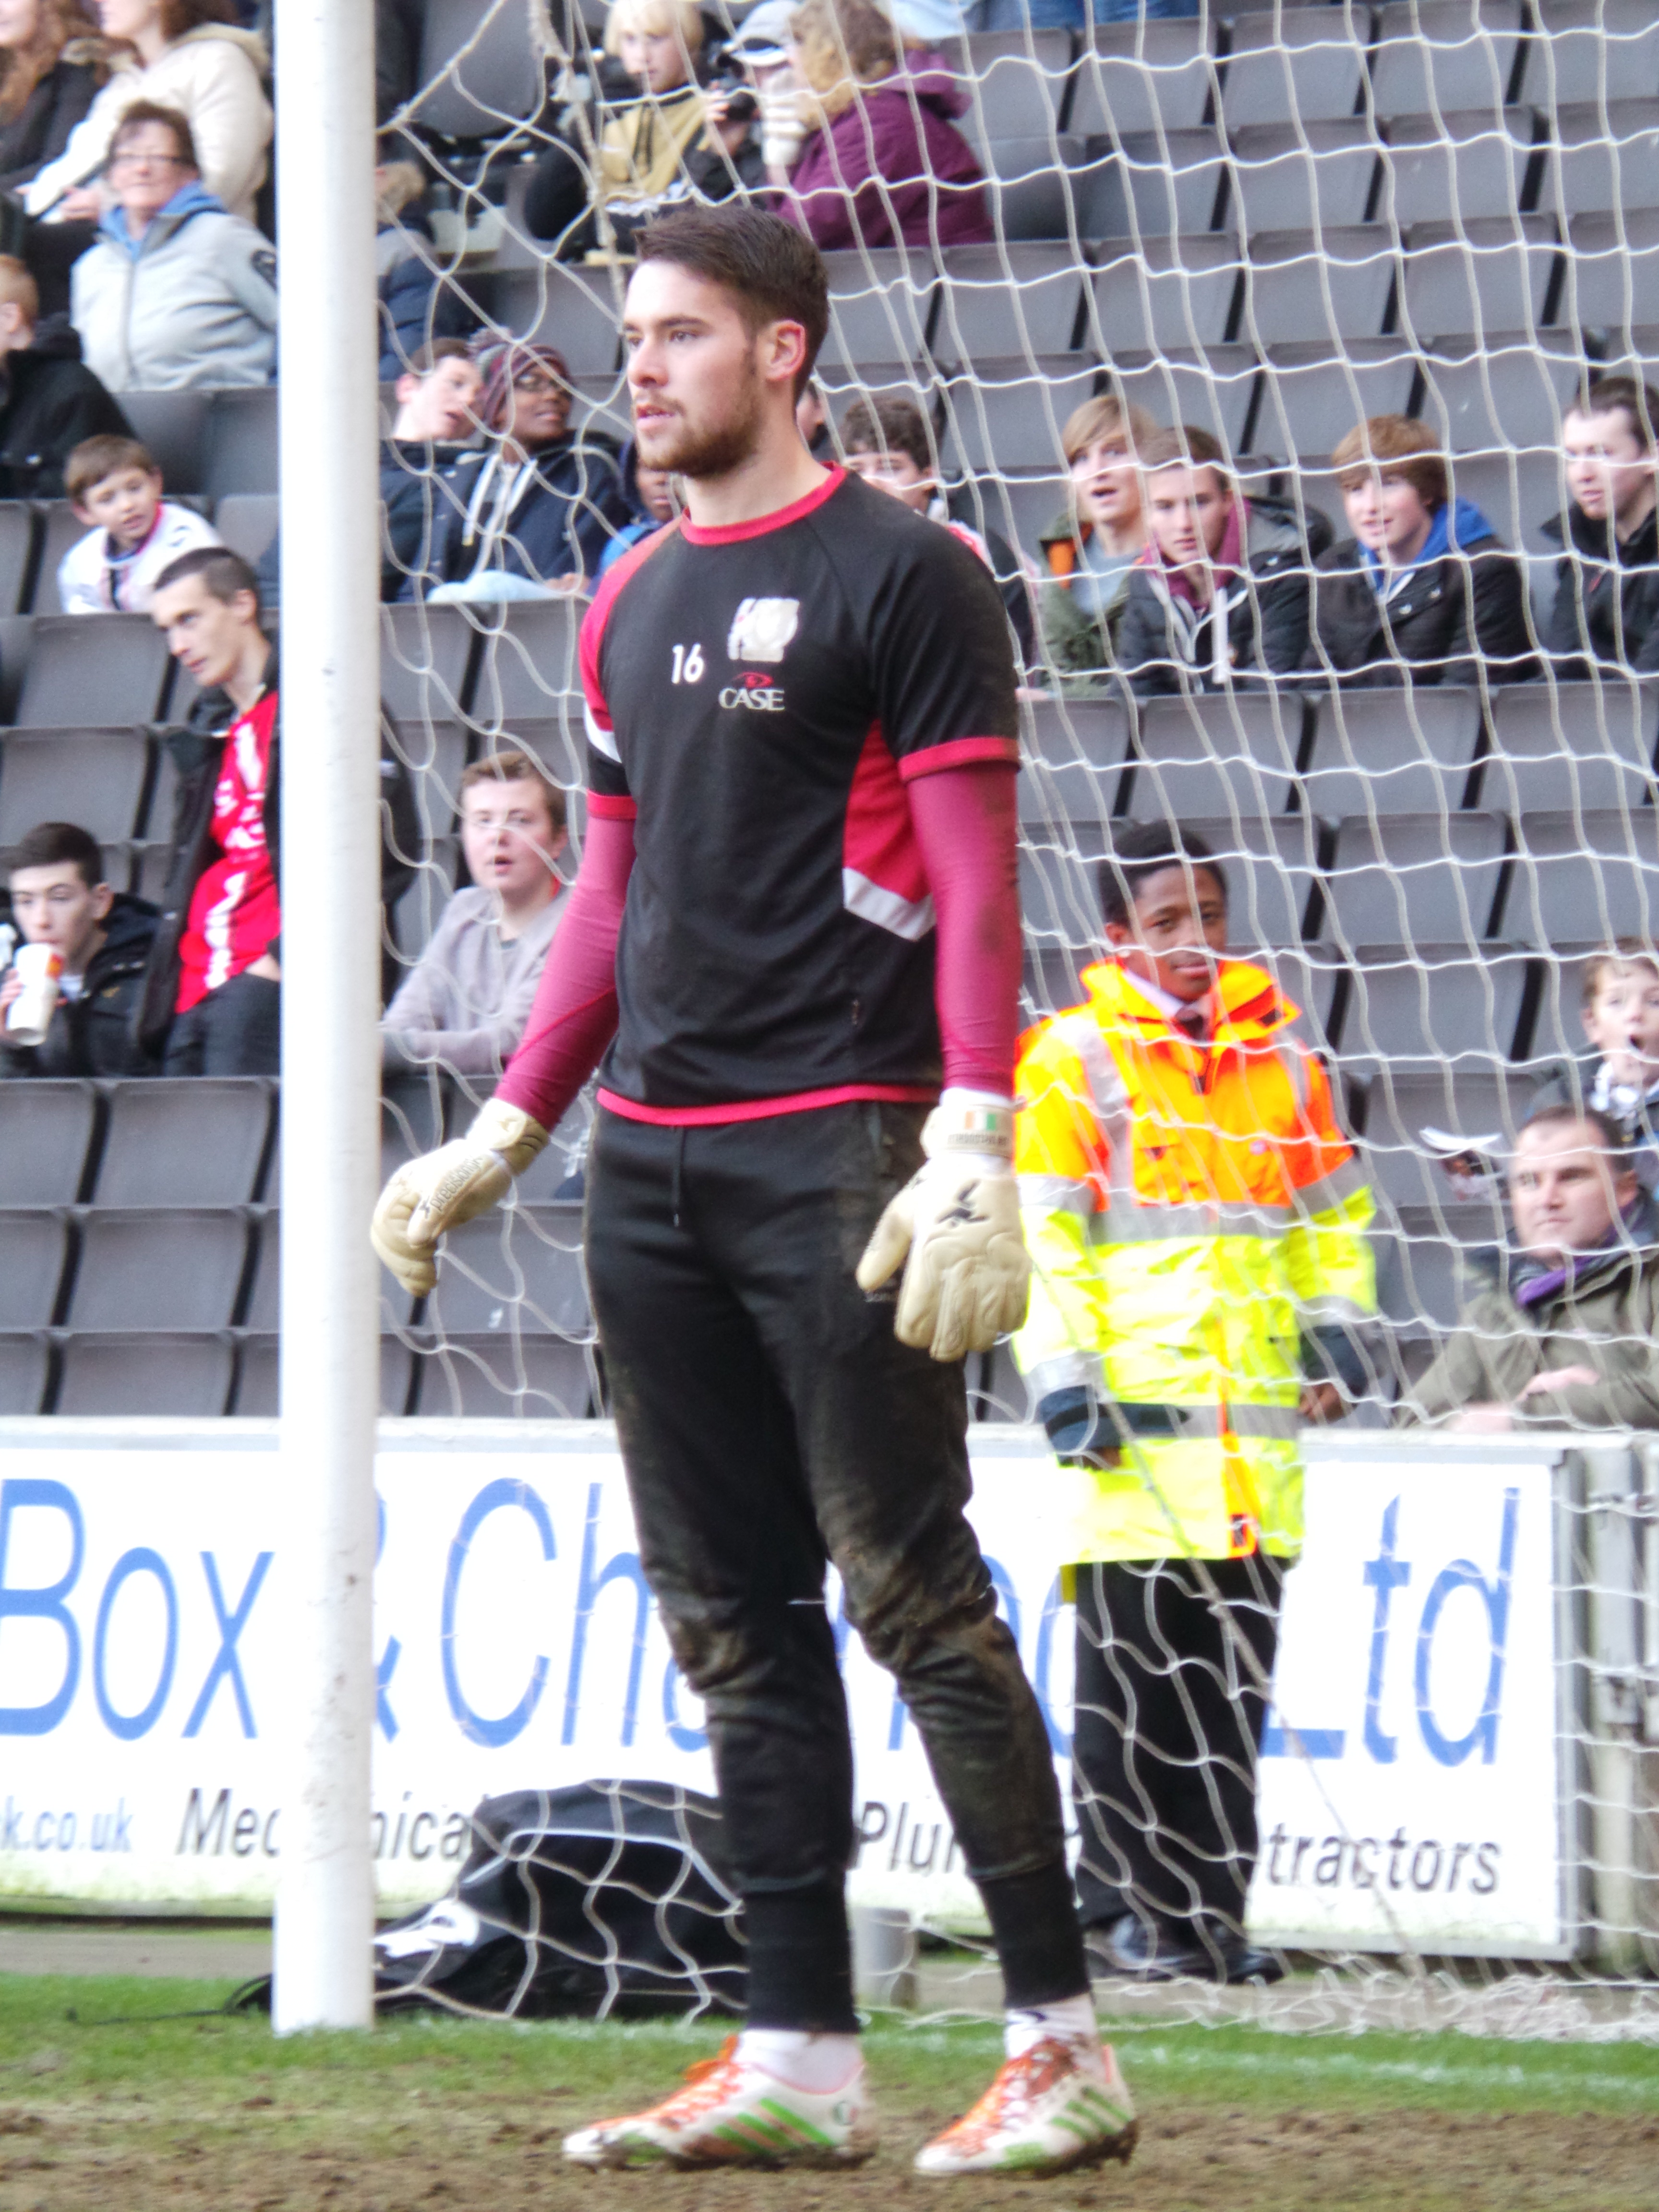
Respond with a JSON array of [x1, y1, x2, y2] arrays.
[[369, 1097, 550, 1297], [855, 1090, 1030, 1362]]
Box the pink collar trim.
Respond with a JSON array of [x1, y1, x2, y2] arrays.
[[680, 465, 844, 545]]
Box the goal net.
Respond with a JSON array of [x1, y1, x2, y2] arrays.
[[370, 0, 1659, 2029]]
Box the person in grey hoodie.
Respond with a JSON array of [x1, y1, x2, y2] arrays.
[[69, 96, 274, 391]]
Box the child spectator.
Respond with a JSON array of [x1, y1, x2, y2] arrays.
[[522, 0, 735, 259], [1303, 414, 1536, 687], [57, 429, 217, 611], [1035, 393, 1159, 695], [140, 546, 415, 1074], [1116, 426, 1324, 695], [24, 0, 269, 227], [0, 251, 128, 495], [71, 99, 276, 391], [382, 752, 571, 1079], [0, 0, 109, 196], [597, 441, 679, 576], [0, 818, 156, 1074], [1544, 375, 1659, 678], [839, 389, 1034, 668], [769, 0, 990, 251], [1532, 942, 1659, 1187], [415, 341, 631, 601]]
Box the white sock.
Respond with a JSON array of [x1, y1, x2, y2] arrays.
[[738, 2028, 863, 2094], [1004, 1992, 1100, 2063]]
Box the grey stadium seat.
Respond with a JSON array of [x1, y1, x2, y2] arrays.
[[1238, 228, 1400, 350], [1507, 810, 1659, 945], [468, 599, 581, 732], [0, 1334, 47, 1414], [1375, 1204, 1491, 1335], [952, 31, 1073, 141], [1251, 341, 1419, 463], [815, 251, 937, 372], [0, 728, 151, 846], [934, 245, 1087, 361], [424, 1202, 590, 1342], [1528, 0, 1659, 111], [13, 614, 172, 725], [1220, 8, 1370, 132], [413, 1333, 596, 1419], [1300, 686, 1485, 820], [0, 503, 36, 615], [1417, 333, 1582, 458], [241, 1211, 413, 1336], [1122, 691, 1305, 824], [1079, 128, 1229, 243], [0, 1081, 97, 1204], [1225, 121, 1382, 237], [1066, 18, 1219, 143], [1476, 684, 1659, 815], [200, 388, 279, 498], [391, 715, 469, 838], [479, 266, 623, 377], [0, 1212, 68, 1327], [1369, 0, 1527, 126], [92, 1079, 274, 1206], [408, 0, 545, 138], [1545, 101, 1659, 217], [213, 493, 280, 568], [1336, 942, 1532, 1070], [1400, 216, 1562, 348], [1360, 1063, 1528, 1211], [67, 1208, 252, 1332], [56, 1332, 233, 1415], [31, 501, 90, 615], [940, 359, 1100, 473], [1107, 346, 1260, 455], [1375, 110, 1538, 232], [1086, 234, 1240, 356], [1564, 210, 1659, 343], [380, 601, 476, 722], [1435, 448, 1565, 556], [235, 1332, 415, 1417], [1326, 813, 1511, 948], [975, 139, 1089, 246], [117, 392, 211, 495]]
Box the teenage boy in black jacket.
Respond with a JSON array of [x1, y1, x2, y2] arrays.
[[139, 546, 417, 1073], [1302, 413, 1536, 686], [1544, 374, 1659, 678], [0, 820, 158, 1076], [0, 252, 129, 499]]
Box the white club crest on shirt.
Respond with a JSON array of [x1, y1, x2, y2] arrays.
[[726, 596, 800, 663]]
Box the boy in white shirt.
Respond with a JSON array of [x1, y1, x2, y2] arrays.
[[57, 434, 219, 614]]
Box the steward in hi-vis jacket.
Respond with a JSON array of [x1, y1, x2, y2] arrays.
[[1010, 821, 1376, 1984]]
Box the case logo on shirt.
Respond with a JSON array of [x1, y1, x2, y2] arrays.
[[726, 596, 799, 662], [719, 670, 786, 711]]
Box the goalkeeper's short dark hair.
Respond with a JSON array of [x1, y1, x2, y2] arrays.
[[634, 206, 829, 398], [1098, 821, 1227, 929]]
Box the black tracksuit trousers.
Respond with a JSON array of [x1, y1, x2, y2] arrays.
[[1071, 1555, 1285, 1948], [585, 1100, 1084, 2030]]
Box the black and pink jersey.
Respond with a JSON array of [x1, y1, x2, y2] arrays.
[[578, 466, 1020, 1121]]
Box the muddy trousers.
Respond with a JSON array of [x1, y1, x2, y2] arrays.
[[1070, 1556, 1286, 1948], [585, 1102, 1086, 2031]]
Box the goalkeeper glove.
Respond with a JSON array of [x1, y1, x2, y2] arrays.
[[369, 1097, 550, 1297], [1038, 1386, 1178, 1467], [855, 1090, 1030, 1362]]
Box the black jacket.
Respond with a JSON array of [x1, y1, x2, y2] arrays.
[[256, 437, 475, 605], [137, 649, 420, 1053], [1115, 493, 1329, 695], [411, 435, 633, 592], [0, 326, 129, 498], [1303, 530, 1537, 687], [1542, 500, 1659, 678], [0, 892, 158, 1077], [0, 56, 101, 194]]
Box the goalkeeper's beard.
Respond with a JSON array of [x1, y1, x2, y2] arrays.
[[634, 356, 767, 480]]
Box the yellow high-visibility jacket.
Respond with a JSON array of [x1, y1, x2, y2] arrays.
[[1013, 957, 1376, 1563]]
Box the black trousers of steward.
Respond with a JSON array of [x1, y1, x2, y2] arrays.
[[586, 1101, 1080, 2029], [1071, 1554, 1285, 1949]]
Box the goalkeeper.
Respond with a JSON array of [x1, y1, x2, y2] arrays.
[[373, 207, 1134, 2179], [1012, 821, 1376, 1984]]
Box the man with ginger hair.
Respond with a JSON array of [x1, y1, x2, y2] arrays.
[[1303, 413, 1535, 685], [0, 252, 129, 499]]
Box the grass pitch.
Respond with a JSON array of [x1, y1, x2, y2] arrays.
[[0, 1973, 1653, 2209]]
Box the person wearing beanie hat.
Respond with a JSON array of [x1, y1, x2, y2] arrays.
[[410, 339, 633, 601]]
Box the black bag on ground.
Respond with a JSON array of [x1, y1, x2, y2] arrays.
[[370, 1780, 745, 2018]]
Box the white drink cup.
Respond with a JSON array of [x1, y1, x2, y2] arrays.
[[5, 943, 63, 1047]]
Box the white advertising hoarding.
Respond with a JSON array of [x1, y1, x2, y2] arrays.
[[0, 1423, 1575, 1958]]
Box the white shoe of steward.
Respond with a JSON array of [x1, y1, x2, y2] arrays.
[[913, 2034, 1137, 2177], [562, 2034, 877, 2170]]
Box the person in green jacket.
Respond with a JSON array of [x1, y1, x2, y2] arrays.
[[1401, 1104, 1659, 1433], [1034, 392, 1158, 695]]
